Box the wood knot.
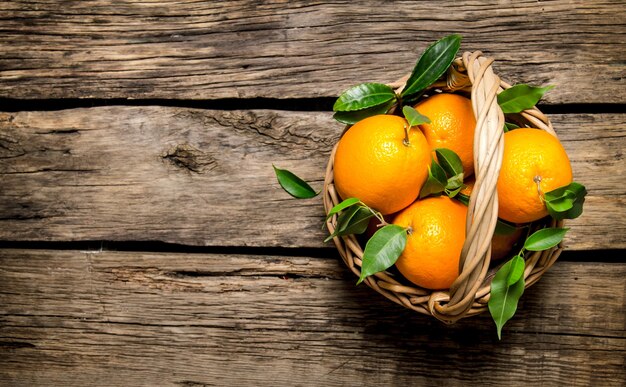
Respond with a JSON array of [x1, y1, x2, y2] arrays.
[[162, 143, 217, 174]]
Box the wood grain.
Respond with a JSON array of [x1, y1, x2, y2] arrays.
[[0, 249, 624, 386], [0, 0, 625, 103], [0, 107, 623, 249]]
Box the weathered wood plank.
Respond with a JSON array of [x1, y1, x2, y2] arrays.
[[0, 249, 624, 386], [0, 0, 624, 103], [0, 107, 623, 249]]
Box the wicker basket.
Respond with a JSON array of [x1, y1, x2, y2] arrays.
[[323, 51, 565, 324]]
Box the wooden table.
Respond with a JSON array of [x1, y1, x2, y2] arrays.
[[1, 1, 624, 385]]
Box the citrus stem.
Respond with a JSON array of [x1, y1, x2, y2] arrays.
[[365, 206, 387, 226], [395, 93, 403, 109], [403, 124, 410, 147], [516, 226, 533, 258]]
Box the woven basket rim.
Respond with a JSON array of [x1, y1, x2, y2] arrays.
[[323, 51, 565, 324]]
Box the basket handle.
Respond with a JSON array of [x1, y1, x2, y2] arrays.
[[428, 51, 505, 323]]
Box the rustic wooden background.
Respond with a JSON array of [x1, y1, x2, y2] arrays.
[[1, 1, 624, 386]]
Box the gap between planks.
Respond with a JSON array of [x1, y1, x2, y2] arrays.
[[0, 97, 625, 114], [0, 242, 624, 263]]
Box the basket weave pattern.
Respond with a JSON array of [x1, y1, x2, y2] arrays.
[[323, 51, 564, 323]]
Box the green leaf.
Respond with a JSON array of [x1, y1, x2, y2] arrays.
[[329, 205, 362, 238], [401, 34, 462, 98], [419, 160, 448, 199], [437, 148, 464, 196], [357, 225, 407, 285], [456, 192, 470, 206], [494, 219, 518, 235], [446, 173, 464, 191], [445, 185, 463, 198], [324, 206, 374, 243], [402, 105, 431, 126], [545, 182, 587, 220], [333, 99, 395, 125], [546, 192, 577, 212], [506, 255, 525, 287], [523, 227, 569, 251], [504, 122, 519, 132], [497, 84, 555, 114], [489, 258, 526, 340], [325, 198, 361, 222], [435, 148, 464, 179], [336, 207, 374, 236], [560, 200, 584, 220], [273, 165, 318, 199], [333, 83, 397, 112]]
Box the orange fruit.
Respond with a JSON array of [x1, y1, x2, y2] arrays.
[[491, 228, 524, 261], [497, 128, 573, 223], [393, 196, 467, 289], [415, 93, 476, 176], [333, 114, 431, 215]]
